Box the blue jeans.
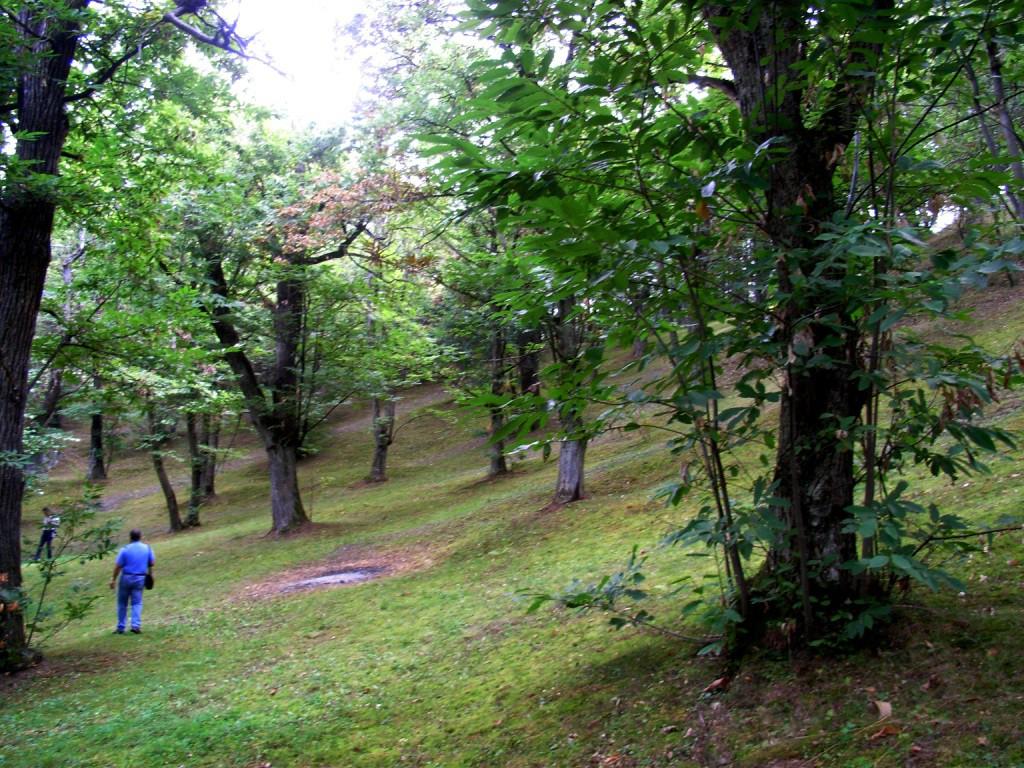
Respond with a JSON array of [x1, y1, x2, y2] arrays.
[[33, 530, 54, 560], [117, 575, 145, 631]]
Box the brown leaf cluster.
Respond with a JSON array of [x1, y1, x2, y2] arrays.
[[276, 172, 421, 257]]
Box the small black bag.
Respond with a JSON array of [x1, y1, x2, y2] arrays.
[[144, 573, 154, 590]]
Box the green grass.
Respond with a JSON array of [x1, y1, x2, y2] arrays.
[[3, 284, 1024, 767]]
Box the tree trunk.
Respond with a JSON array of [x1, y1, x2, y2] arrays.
[[87, 409, 107, 482], [488, 326, 509, 477], [548, 297, 589, 505], [34, 370, 64, 430], [554, 435, 587, 504], [185, 412, 203, 527], [516, 328, 542, 395], [0, 208, 41, 657], [368, 397, 396, 482], [705, 1, 880, 639], [963, 59, 1023, 220], [267, 443, 307, 531], [152, 450, 183, 532], [488, 409, 509, 477], [147, 408, 182, 531], [770, 346, 864, 626], [203, 248, 309, 533], [986, 40, 1024, 221], [0, 4, 86, 669], [200, 413, 219, 498]]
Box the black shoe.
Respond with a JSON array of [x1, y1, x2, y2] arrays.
[[130, 628, 141, 634], [113, 629, 124, 634]]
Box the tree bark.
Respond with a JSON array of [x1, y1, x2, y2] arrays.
[[553, 433, 587, 504], [368, 397, 396, 482], [202, 247, 308, 533], [705, 1, 880, 637], [200, 413, 219, 498], [267, 443, 306, 531], [0, 3, 87, 669], [488, 327, 509, 477], [147, 407, 182, 532], [549, 296, 588, 505], [185, 412, 203, 527], [516, 328, 542, 395], [986, 40, 1024, 221], [87, 408, 107, 482]]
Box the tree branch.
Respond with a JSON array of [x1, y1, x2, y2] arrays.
[[161, 6, 252, 58], [301, 222, 368, 265], [63, 34, 158, 104], [687, 74, 738, 104]]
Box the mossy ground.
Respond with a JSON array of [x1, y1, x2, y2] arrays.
[[2, 283, 1023, 768]]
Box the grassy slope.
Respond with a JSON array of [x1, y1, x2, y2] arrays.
[[2, 285, 1023, 768]]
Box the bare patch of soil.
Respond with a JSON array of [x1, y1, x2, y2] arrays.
[[0, 647, 136, 692], [237, 541, 438, 600]]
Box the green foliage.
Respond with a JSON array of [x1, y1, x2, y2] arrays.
[[21, 486, 119, 651], [422, 0, 1024, 649], [0, 426, 78, 494]]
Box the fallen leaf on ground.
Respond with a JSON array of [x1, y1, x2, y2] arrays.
[[703, 676, 730, 693], [869, 724, 901, 740]]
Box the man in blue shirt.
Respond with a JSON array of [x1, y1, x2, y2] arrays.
[[109, 529, 155, 634]]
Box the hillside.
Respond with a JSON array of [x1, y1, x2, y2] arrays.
[[2, 283, 1023, 768]]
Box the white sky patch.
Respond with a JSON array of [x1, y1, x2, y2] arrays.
[[220, 0, 366, 129]]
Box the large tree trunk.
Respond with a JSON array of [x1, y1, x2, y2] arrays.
[[267, 443, 306, 531], [706, 1, 879, 639], [203, 249, 308, 533], [770, 343, 864, 626], [0, 4, 87, 670], [368, 397, 396, 483], [0, 200, 52, 670]]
